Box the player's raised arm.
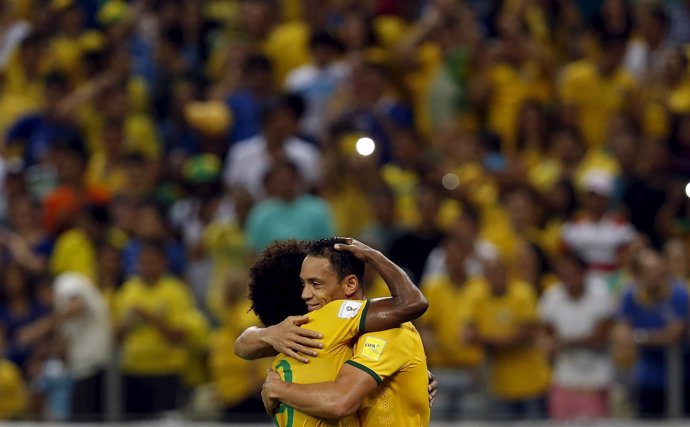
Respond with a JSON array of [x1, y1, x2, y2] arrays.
[[335, 238, 428, 331]]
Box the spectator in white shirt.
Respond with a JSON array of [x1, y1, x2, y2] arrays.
[[561, 169, 636, 280], [18, 272, 112, 421], [421, 206, 498, 283], [540, 252, 615, 421], [223, 95, 322, 201]]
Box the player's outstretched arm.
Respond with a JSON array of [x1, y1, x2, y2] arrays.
[[234, 316, 323, 363], [262, 363, 375, 419], [335, 238, 428, 331]]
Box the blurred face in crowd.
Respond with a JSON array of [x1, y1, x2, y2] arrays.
[[263, 107, 298, 144], [636, 138, 669, 175], [3, 264, 28, 300], [59, 5, 85, 37], [599, 38, 627, 75], [609, 129, 637, 172], [664, 239, 688, 280], [551, 129, 584, 166], [637, 250, 668, 296], [352, 63, 386, 104], [52, 148, 86, 185], [102, 122, 125, 158], [504, 188, 538, 231], [515, 240, 541, 284], [136, 205, 168, 240], [518, 102, 547, 143], [239, 0, 275, 39], [339, 10, 371, 51], [660, 48, 687, 84], [391, 130, 420, 168], [483, 258, 508, 294], [139, 245, 167, 284], [369, 190, 396, 227], [416, 187, 441, 228], [98, 243, 122, 282], [545, 180, 576, 218], [583, 190, 609, 217], [8, 195, 39, 232], [555, 256, 586, 297], [265, 162, 300, 200], [445, 237, 472, 281]]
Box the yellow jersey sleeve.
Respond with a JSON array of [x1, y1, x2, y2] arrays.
[[346, 327, 409, 385]]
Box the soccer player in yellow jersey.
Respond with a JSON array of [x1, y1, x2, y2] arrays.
[[234, 238, 431, 427]]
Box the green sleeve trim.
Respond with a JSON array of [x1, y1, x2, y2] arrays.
[[358, 300, 370, 333], [346, 360, 382, 384]]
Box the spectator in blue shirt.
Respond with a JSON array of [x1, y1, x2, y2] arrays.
[[619, 248, 689, 418], [6, 72, 80, 167], [226, 55, 277, 144]]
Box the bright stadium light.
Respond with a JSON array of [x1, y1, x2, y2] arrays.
[[442, 173, 460, 190], [685, 182, 690, 198], [356, 137, 375, 156]]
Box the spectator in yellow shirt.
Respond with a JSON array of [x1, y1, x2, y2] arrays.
[[0, 329, 28, 420], [209, 274, 269, 422], [418, 236, 488, 421], [114, 239, 198, 419], [50, 204, 110, 281], [558, 33, 636, 149], [465, 257, 549, 420]]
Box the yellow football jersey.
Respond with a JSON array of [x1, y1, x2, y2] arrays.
[[349, 323, 430, 427], [417, 275, 487, 368], [272, 299, 370, 427], [470, 281, 550, 400], [114, 275, 196, 375]]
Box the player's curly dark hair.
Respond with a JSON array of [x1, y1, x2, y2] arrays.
[[249, 240, 309, 326], [306, 238, 365, 283]]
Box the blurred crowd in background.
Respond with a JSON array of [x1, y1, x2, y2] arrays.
[[1, 0, 690, 423]]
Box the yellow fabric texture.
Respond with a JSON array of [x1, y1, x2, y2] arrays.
[[86, 152, 128, 194], [0, 359, 27, 419], [201, 219, 249, 323], [271, 299, 369, 427], [210, 299, 269, 407], [470, 281, 550, 400], [50, 228, 97, 280], [114, 275, 197, 375], [349, 323, 430, 427], [418, 275, 487, 367], [558, 59, 636, 148], [486, 61, 550, 153]]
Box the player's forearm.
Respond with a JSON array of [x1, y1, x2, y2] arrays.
[[269, 381, 358, 419], [234, 326, 278, 360], [365, 251, 428, 330]]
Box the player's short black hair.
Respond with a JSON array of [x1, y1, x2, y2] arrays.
[[306, 238, 365, 283], [249, 240, 309, 326]]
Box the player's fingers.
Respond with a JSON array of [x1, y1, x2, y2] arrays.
[[285, 348, 310, 363], [296, 336, 323, 349], [292, 343, 318, 357], [294, 328, 323, 339], [290, 315, 310, 326], [294, 342, 320, 356]]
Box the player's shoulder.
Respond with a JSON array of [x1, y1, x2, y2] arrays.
[[358, 322, 420, 346]]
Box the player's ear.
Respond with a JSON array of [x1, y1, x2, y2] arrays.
[[342, 274, 359, 297]]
